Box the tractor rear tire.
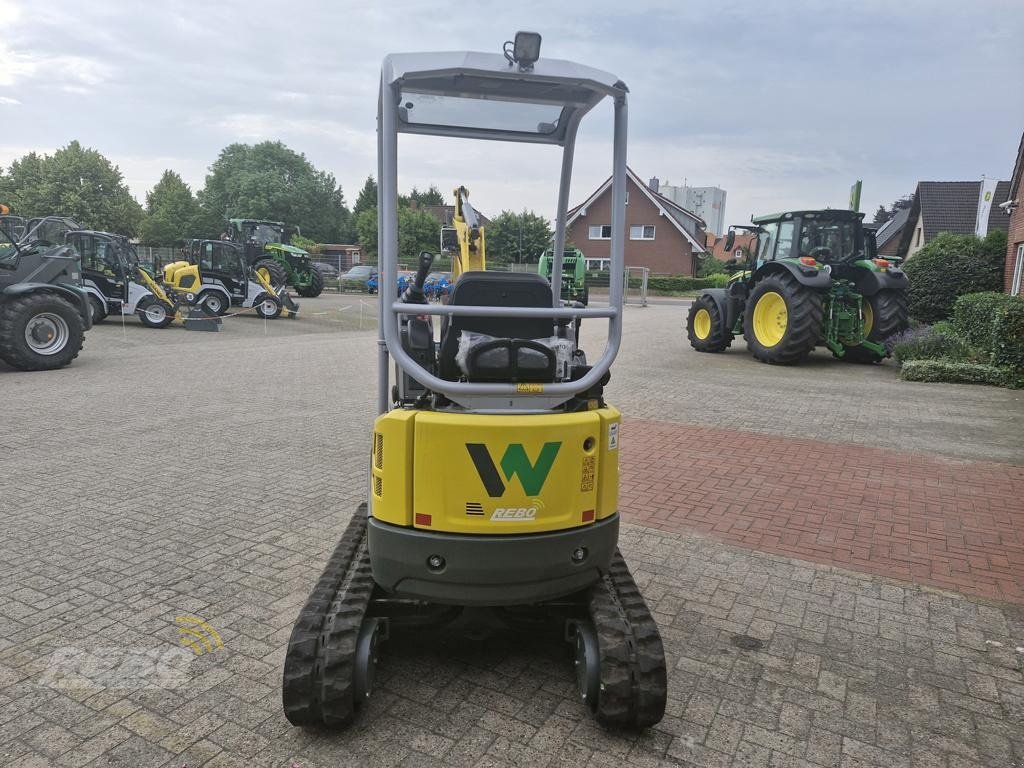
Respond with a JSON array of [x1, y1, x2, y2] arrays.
[[841, 289, 909, 364], [255, 259, 288, 289], [298, 267, 324, 298], [0, 292, 85, 371], [686, 295, 733, 352], [742, 273, 823, 365]]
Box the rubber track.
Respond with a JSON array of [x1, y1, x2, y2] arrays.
[[282, 504, 372, 727], [587, 549, 667, 728]]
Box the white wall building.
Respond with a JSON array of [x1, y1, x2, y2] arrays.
[[649, 178, 727, 236]]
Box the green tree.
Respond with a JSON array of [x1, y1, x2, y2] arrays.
[[138, 170, 202, 245], [872, 204, 891, 225], [485, 209, 553, 263], [354, 175, 377, 215], [408, 185, 445, 206], [904, 230, 1007, 323], [0, 141, 143, 234], [355, 204, 439, 265], [198, 141, 352, 242]]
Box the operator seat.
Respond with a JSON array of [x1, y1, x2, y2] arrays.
[[438, 271, 556, 382]]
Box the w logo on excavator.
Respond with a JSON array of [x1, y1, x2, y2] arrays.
[[466, 442, 561, 497]]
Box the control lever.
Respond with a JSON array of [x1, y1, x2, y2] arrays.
[[401, 251, 435, 305]]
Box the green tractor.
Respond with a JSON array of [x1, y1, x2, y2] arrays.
[[538, 247, 588, 305], [686, 209, 908, 364], [227, 218, 324, 297]]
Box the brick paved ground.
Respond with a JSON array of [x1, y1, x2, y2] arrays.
[[620, 421, 1024, 604], [1, 299, 1022, 767]]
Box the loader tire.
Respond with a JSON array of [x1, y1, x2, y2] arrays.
[[255, 259, 288, 288], [743, 272, 822, 365], [0, 292, 85, 371], [686, 294, 732, 352], [298, 267, 324, 298], [136, 297, 175, 328]]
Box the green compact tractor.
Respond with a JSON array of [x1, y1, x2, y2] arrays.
[[538, 247, 588, 305], [227, 219, 324, 297], [687, 209, 908, 364], [0, 216, 91, 371]]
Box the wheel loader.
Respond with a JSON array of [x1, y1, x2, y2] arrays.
[[281, 33, 667, 730], [162, 239, 299, 319], [69, 229, 220, 330], [0, 216, 91, 371], [687, 209, 909, 364]]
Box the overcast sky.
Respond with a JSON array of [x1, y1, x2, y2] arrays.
[[2, 0, 1022, 231]]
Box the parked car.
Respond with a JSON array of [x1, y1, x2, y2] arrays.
[[340, 265, 378, 292]]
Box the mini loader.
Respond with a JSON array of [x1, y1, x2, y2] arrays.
[[163, 239, 299, 319], [687, 209, 909, 364], [282, 33, 667, 730], [70, 229, 220, 330]]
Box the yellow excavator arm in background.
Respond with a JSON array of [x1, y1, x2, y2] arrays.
[[451, 185, 486, 279]]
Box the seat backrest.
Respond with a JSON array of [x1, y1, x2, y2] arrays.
[[439, 271, 555, 380]]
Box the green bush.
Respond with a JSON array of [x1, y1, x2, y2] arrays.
[[992, 299, 1024, 371], [952, 292, 1024, 370], [696, 255, 728, 277], [889, 325, 975, 363], [903, 230, 1007, 323], [899, 360, 1010, 387]]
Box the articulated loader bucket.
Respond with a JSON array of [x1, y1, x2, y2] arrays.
[[181, 303, 222, 332], [279, 290, 300, 318]]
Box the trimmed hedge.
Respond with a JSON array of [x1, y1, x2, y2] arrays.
[[902, 231, 1007, 323], [898, 360, 1011, 387], [993, 299, 1024, 371], [952, 292, 1024, 370], [628, 274, 729, 291]]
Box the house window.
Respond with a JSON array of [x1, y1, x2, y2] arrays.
[[915, 227, 922, 247], [629, 225, 656, 240], [588, 225, 611, 240], [733, 248, 744, 259], [1013, 244, 1024, 295]]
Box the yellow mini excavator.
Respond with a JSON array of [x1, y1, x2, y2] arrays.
[[282, 32, 667, 730]]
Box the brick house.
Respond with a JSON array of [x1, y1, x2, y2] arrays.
[[318, 244, 362, 268], [706, 231, 757, 263], [895, 180, 1010, 259], [1003, 132, 1024, 295], [566, 167, 706, 275]]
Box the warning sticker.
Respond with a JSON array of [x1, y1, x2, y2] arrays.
[[608, 422, 619, 451], [581, 456, 596, 492], [517, 383, 544, 393]]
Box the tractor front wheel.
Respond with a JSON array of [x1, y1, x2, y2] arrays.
[[742, 273, 823, 364], [255, 259, 288, 289], [841, 289, 909, 363], [686, 295, 733, 352], [297, 266, 324, 298]]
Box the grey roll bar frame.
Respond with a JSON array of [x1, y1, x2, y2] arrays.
[[377, 50, 629, 412]]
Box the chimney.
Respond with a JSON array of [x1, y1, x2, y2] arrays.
[[648, 176, 659, 193]]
